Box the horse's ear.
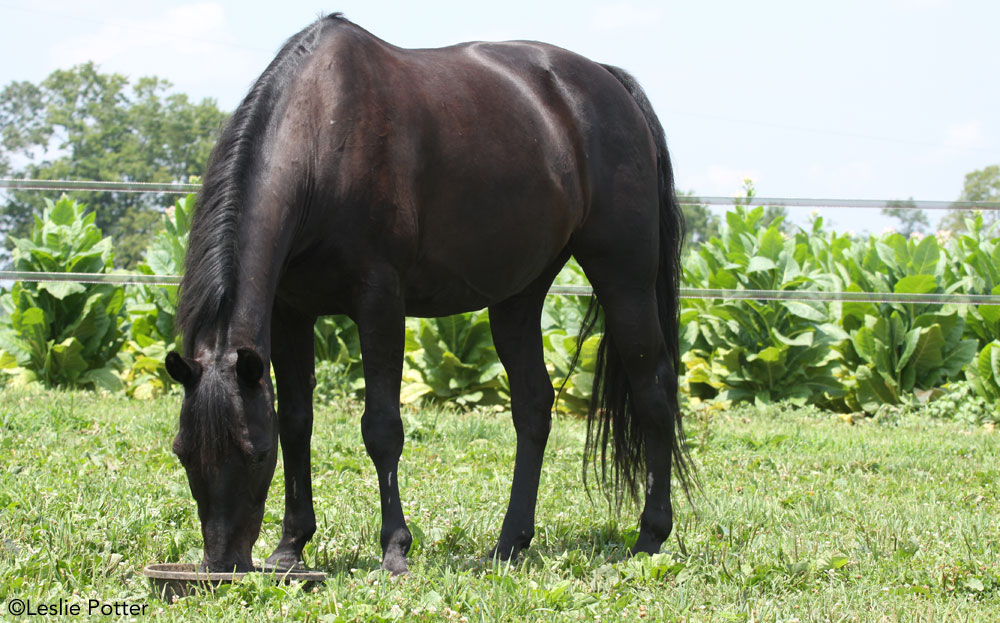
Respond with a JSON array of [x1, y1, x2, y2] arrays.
[[235, 347, 265, 386], [165, 351, 202, 388]]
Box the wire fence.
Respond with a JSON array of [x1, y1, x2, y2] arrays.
[[3, 178, 1000, 211], [3, 178, 1000, 305]]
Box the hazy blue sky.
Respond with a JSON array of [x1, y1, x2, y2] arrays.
[[2, 0, 997, 233]]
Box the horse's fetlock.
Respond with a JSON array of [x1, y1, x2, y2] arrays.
[[381, 526, 412, 555], [640, 507, 673, 541]]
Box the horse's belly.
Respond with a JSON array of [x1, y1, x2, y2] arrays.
[[402, 223, 568, 316], [402, 281, 496, 317]]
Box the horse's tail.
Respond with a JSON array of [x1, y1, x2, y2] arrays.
[[580, 64, 693, 505]]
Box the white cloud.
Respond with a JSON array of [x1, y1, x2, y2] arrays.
[[943, 120, 985, 150], [46, 3, 268, 107], [922, 120, 986, 164]]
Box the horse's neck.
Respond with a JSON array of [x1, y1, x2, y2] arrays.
[[218, 199, 297, 359]]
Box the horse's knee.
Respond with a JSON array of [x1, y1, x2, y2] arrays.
[[512, 411, 551, 446], [361, 410, 404, 460], [511, 382, 553, 444], [277, 408, 313, 440]]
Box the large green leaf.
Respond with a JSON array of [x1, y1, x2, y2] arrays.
[[909, 235, 939, 275], [968, 342, 1000, 402], [855, 365, 898, 413], [980, 304, 1000, 326], [894, 274, 937, 295], [747, 256, 777, 273], [38, 281, 86, 300], [940, 339, 978, 379], [48, 197, 76, 226], [896, 329, 922, 374], [783, 301, 826, 322], [993, 342, 1000, 384], [80, 365, 123, 392], [759, 228, 784, 261], [910, 325, 945, 381], [46, 337, 88, 384]]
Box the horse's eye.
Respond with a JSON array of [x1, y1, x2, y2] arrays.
[[251, 450, 270, 466]]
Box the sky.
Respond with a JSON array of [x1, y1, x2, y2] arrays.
[[1, 0, 997, 234]]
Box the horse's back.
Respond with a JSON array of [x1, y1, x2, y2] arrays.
[[270, 20, 658, 316]]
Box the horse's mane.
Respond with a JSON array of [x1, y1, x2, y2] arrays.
[[176, 13, 347, 352]]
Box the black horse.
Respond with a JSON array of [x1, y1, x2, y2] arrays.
[[165, 13, 690, 575]]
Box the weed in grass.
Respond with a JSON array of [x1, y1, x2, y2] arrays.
[[1, 387, 999, 621]]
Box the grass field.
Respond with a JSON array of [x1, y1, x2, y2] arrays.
[[1, 387, 998, 622]]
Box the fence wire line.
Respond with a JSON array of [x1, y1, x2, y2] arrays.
[[3, 179, 1000, 304], [3, 272, 999, 306], [0, 271, 181, 287], [2, 178, 999, 211], [0, 179, 199, 195]]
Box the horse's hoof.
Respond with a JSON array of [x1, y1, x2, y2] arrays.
[[629, 533, 663, 557], [381, 551, 409, 577], [479, 550, 520, 568], [264, 550, 304, 571]]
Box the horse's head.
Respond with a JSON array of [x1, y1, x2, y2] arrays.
[[165, 347, 277, 572]]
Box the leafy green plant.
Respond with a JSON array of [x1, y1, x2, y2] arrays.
[[845, 309, 977, 413], [118, 195, 193, 398], [680, 205, 844, 406], [0, 197, 124, 390], [966, 340, 1000, 405], [834, 232, 977, 412], [313, 314, 365, 401], [401, 311, 507, 406], [870, 379, 999, 426], [542, 259, 598, 414], [542, 329, 599, 415], [940, 214, 1000, 350]]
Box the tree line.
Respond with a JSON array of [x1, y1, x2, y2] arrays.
[[1, 64, 997, 267]]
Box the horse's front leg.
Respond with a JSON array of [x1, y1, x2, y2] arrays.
[[355, 267, 411, 575], [487, 277, 557, 562], [265, 304, 318, 569]]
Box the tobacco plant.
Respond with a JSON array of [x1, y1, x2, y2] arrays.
[[118, 195, 192, 398], [680, 206, 844, 407], [401, 311, 507, 406], [833, 232, 977, 412], [0, 197, 124, 390]]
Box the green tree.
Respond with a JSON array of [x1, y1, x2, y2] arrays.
[[881, 198, 929, 238], [939, 164, 1000, 233], [0, 63, 227, 266]]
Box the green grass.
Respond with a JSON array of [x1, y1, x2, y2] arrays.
[[1, 388, 998, 622]]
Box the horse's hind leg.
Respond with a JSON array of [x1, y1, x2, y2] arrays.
[[572, 246, 678, 554], [266, 303, 318, 569], [598, 288, 680, 554], [591, 283, 678, 554], [354, 266, 411, 575], [487, 257, 566, 561]]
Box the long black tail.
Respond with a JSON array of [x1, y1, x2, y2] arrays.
[[581, 64, 693, 505]]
